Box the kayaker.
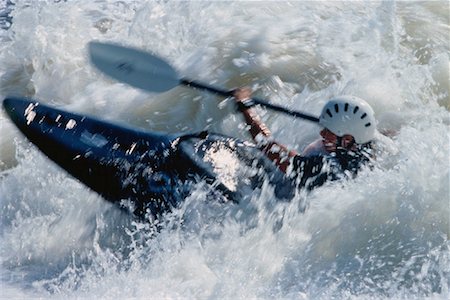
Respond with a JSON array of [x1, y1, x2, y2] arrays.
[[233, 87, 377, 190]]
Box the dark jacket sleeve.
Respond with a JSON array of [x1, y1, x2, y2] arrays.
[[290, 149, 373, 192], [271, 148, 374, 200], [290, 155, 337, 191]]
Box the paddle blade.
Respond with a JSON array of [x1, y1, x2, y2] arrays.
[[88, 41, 181, 93]]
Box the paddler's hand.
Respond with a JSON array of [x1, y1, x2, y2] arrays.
[[233, 87, 255, 112]]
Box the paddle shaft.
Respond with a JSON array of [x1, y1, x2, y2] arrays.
[[180, 79, 320, 123], [88, 42, 319, 123]]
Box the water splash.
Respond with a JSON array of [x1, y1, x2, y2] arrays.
[[0, 1, 449, 299]]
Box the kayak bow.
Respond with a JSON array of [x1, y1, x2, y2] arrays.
[[3, 97, 293, 218]]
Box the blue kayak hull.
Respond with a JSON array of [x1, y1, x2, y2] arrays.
[[3, 97, 292, 218]]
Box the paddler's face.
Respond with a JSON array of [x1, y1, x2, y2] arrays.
[[320, 128, 338, 152], [320, 128, 356, 153]]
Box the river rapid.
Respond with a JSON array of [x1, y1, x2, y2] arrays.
[[0, 1, 449, 299]]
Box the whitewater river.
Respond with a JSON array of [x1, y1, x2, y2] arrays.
[[0, 1, 449, 299]]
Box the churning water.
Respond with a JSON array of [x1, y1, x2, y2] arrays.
[[0, 1, 449, 299]]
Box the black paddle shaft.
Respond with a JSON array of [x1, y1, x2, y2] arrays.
[[180, 79, 320, 123], [88, 42, 319, 123]]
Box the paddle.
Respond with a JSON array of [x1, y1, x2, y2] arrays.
[[88, 41, 320, 123]]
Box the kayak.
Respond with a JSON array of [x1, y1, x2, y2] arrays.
[[3, 97, 293, 218]]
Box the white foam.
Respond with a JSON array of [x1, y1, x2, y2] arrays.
[[0, 1, 448, 299]]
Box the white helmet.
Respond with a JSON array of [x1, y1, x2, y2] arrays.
[[319, 96, 376, 144]]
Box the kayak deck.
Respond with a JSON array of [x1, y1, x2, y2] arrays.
[[3, 97, 293, 218]]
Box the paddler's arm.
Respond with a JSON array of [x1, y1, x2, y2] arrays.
[[233, 87, 298, 173]]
